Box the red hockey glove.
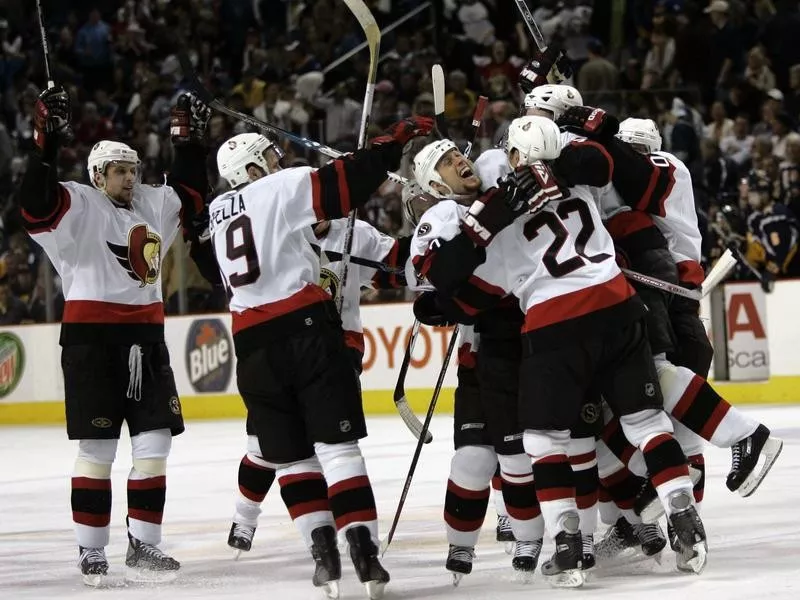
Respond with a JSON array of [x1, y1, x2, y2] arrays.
[[170, 92, 212, 145], [557, 106, 619, 140], [33, 85, 73, 156], [460, 180, 530, 246], [511, 161, 566, 214], [372, 116, 435, 147], [519, 44, 573, 94]]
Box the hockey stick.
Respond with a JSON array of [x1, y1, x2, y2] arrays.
[[176, 50, 408, 186], [321, 250, 404, 274], [513, 0, 547, 51], [35, 0, 54, 88], [432, 64, 449, 139], [393, 320, 433, 443], [382, 325, 460, 555], [464, 95, 489, 158], [621, 268, 702, 301], [701, 248, 737, 297], [337, 0, 381, 313]]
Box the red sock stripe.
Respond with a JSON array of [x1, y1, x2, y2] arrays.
[[286, 499, 331, 520], [576, 491, 598, 510], [491, 475, 502, 491], [620, 444, 636, 465], [278, 472, 325, 487], [242, 455, 274, 471], [671, 374, 704, 420], [128, 508, 164, 525], [598, 487, 612, 502], [239, 484, 268, 503], [72, 476, 111, 490], [127, 476, 166, 490], [600, 468, 629, 487], [536, 486, 576, 502], [334, 508, 377, 530], [447, 480, 490, 500], [650, 464, 689, 488], [534, 453, 569, 464], [569, 451, 596, 466], [602, 418, 619, 443], [700, 401, 731, 440], [507, 504, 542, 521], [444, 511, 484, 532], [328, 475, 371, 496], [643, 433, 674, 453], [73, 511, 111, 527]]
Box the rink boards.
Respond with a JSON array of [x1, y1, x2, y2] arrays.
[[1, 279, 799, 424]]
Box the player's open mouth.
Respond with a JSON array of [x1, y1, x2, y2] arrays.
[[458, 165, 473, 178]]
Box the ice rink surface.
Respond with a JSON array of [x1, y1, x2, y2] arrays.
[[1, 405, 799, 599]]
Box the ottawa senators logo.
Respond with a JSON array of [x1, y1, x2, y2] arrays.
[[107, 224, 162, 287], [319, 267, 340, 302]]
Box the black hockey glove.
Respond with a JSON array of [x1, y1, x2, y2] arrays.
[[413, 291, 456, 327], [372, 116, 435, 147], [460, 180, 530, 246], [557, 106, 619, 141], [170, 92, 212, 145], [511, 161, 566, 214], [519, 44, 573, 94], [33, 85, 73, 158]]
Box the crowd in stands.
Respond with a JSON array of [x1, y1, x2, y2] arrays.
[[0, 0, 799, 323]]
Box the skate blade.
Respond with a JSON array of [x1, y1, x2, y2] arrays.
[[81, 573, 106, 587], [232, 548, 243, 561], [319, 580, 339, 599], [364, 579, 387, 599], [738, 437, 783, 498], [513, 569, 536, 584], [124, 566, 179, 584], [451, 572, 465, 587], [544, 568, 585, 588], [504, 541, 514, 555], [681, 542, 708, 575]]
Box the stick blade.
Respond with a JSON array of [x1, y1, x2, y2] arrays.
[[432, 64, 446, 114], [701, 248, 737, 297]]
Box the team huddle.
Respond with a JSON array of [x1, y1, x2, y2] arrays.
[[20, 42, 784, 598]]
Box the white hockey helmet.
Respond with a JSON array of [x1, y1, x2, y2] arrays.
[[402, 179, 438, 225], [217, 132, 279, 188], [523, 84, 583, 121], [616, 118, 662, 153], [506, 116, 563, 166], [87, 141, 140, 189], [412, 139, 459, 199]]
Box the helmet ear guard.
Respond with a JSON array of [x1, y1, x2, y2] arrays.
[[402, 180, 438, 225]]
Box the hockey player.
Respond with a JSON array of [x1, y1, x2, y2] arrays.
[[405, 180, 544, 583], [409, 122, 706, 585], [219, 133, 409, 561], [208, 116, 433, 599], [18, 86, 216, 586]]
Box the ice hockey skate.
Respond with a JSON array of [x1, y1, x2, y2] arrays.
[[540, 515, 585, 588], [227, 522, 256, 559], [581, 533, 596, 571], [446, 544, 475, 586], [496, 515, 515, 554], [77, 546, 108, 587], [311, 526, 341, 599], [727, 425, 783, 497], [345, 526, 390, 599], [511, 538, 542, 583], [667, 491, 707, 574], [125, 533, 180, 583]]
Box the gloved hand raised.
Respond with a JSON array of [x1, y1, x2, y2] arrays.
[[33, 85, 73, 157], [372, 116, 435, 147], [170, 92, 212, 145]]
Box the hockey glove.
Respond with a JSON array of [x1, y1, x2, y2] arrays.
[[519, 44, 573, 94], [170, 92, 212, 145], [460, 181, 530, 246], [413, 291, 456, 327], [372, 116, 435, 147], [33, 85, 73, 158], [511, 161, 566, 214], [557, 106, 619, 141]]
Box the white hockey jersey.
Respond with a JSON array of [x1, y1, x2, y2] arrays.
[[209, 166, 334, 336], [314, 219, 398, 354], [649, 150, 703, 287], [411, 191, 641, 346], [23, 181, 181, 343]]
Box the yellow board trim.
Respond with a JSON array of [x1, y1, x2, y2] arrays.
[[1, 378, 799, 425]]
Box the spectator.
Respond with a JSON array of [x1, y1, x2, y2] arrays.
[[720, 114, 756, 166], [779, 132, 800, 216], [74, 102, 116, 150], [444, 70, 477, 122], [578, 38, 620, 109], [706, 1, 745, 97], [75, 8, 114, 93], [231, 67, 267, 111], [745, 46, 776, 92], [704, 101, 735, 143], [787, 64, 800, 118], [457, 0, 495, 46], [642, 26, 676, 90], [771, 111, 796, 159], [312, 80, 362, 146], [0, 277, 29, 325]]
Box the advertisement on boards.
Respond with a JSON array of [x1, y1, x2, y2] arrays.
[[725, 282, 769, 381]]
